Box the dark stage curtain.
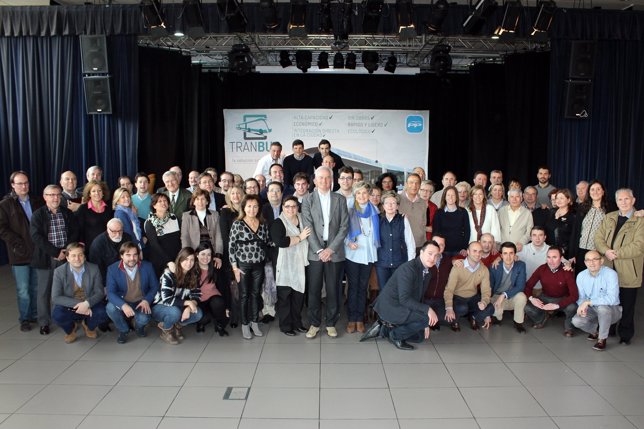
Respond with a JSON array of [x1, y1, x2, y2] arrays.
[[0, 34, 139, 196]]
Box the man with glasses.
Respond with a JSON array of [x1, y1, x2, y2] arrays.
[[572, 250, 622, 351], [198, 172, 225, 212], [336, 166, 354, 209], [30, 184, 79, 335], [218, 171, 235, 194], [0, 171, 44, 332]]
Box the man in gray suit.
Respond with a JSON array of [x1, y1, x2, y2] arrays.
[[301, 166, 349, 339], [498, 188, 534, 252], [51, 242, 108, 344]]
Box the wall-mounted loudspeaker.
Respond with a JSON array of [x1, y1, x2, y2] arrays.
[[80, 35, 109, 74], [564, 80, 592, 119], [568, 41, 595, 79], [83, 76, 112, 114]]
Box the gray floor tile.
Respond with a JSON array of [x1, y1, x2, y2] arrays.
[[165, 386, 244, 418], [21, 336, 99, 360], [159, 417, 239, 429], [528, 385, 619, 416], [628, 415, 644, 428], [118, 361, 194, 386], [321, 343, 381, 363], [446, 363, 521, 387], [477, 417, 558, 429], [461, 386, 547, 418], [390, 388, 471, 419], [593, 386, 644, 415], [0, 339, 45, 360], [428, 327, 487, 344], [479, 325, 541, 343], [607, 344, 644, 362], [552, 415, 639, 429], [91, 385, 179, 416], [384, 363, 455, 388], [399, 418, 479, 429], [0, 414, 84, 429], [17, 384, 110, 415], [80, 338, 152, 361], [77, 416, 162, 429], [543, 341, 619, 362], [321, 363, 387, 388], [567, 361, 644, 386], [506, 362, 586, 386], [377, 341, 441, 363], [435, 343, 501, 363], [320, 419, 399, 429], [0, 415, 8, 425], [0, 361, 14, 372], [244, 387, 319, 418], [199, 342, 264, 363], [252, 363, 320, 388], [184, 362, 256, 387], [320, 388, 395, 419], [138, 341, 207, 362], [0, 360, 72, 384], [260, 343, 321, 363], [489, 342, 560, 362], [52, 360, 133, 385], [0, 384, 44, 414], [625, 361, 644, 378], [241, 418, 319, 429]]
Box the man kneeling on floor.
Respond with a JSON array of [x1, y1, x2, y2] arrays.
[[360, 240, 440, 350], [51, 242, 108, 343]]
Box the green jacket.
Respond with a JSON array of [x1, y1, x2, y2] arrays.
[[595, 212, 644, 288]]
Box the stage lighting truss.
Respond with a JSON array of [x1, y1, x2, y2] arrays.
[[492, 0, 522, 41]]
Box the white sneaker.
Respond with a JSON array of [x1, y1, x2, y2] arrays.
[[250, 322, 263, 337], [305, 326, 320, 339], [241, 324, 252, 340], [326, 326, 338, 338]]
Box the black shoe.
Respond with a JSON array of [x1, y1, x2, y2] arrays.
[[514, 322, 526, 333], [283, 330, 297, 336], [230, 322, 238, 328], [20, 321, 31, 332], [468, 316, 479, 331], [359, 321, 382, 342], [450, 322, 461, 332], [117, 332, 128, 344], [135, 326, 147, 337], [390, 338, 415, 351], [295, 326, 308, 333], [261, 314, 275, 324], [196, 324, 205, 333], [39, 325, 50, 335], [619, 338, 631, 345], [98, 322, 112, 332], [492, 317, 502, 326], [430, 324, 440, 331], [215, 324, 229, 337]]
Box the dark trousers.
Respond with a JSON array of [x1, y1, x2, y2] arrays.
[[198, 295, 228, 328], [524, 294, 578, 331], [453, 294, 494, 324], [424, 298, 448, 324], [375, 265, 398, 292], [276, 286, 305, 332], [306, 259, 341, 327], [382, 312, 429, 342], [52, 302, 108, 334], [618, 287, 638, 342], [238, 262, 265, 325], [345, 260, 372, 322]]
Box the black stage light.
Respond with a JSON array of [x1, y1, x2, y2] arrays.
[[339, 0, 353, 40], [318, 52, 330, 69], [260, 0, 281, 31], [345, 52, 357, 69], [217, 0, 248, 32], [430, 43, 452, 77], [396, 0, 416, 40], [462, 0, 497, 35], [181, 0, 205, 38], [333, 52, 345, 69], [289, 0, 308, 37], [279, 50, 293, 67], [384, 53, 397, 73], [319, 0, 333, 33], [228, 44, 253, 75], [141, 0, 167, 36], [362, 51, 379, 74], [530, 0, 556, 42], [426, 0, 449, 34], [362, 0, 384, 33], [296, 50, 313, 72], [492, 0, 522, 41]]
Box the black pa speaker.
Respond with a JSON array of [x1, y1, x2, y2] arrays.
[[564, 81, 592, 119], [83, 76, 112, 114], [568, 41, 595, 79], [80, 35, 109, 74]]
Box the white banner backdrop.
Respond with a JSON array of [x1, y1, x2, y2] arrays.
[[223, 109, 429, 184]]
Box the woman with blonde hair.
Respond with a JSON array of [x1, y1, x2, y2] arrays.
[[112, 187, 142, 249]]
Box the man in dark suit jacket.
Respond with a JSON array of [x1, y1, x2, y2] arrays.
[[311, 139, 344, 180], [197, 172, 226, 212], [301, 166, 349, 339], [363, 240, 440, 350], [51, 242, 108, 343], [488, 242, 528, 333], [162, 170, 191, 221]]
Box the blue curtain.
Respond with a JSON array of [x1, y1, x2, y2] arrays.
[[0, 34, 138, 196]]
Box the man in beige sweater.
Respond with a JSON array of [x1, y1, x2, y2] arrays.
[[444, 241, 494, 331]]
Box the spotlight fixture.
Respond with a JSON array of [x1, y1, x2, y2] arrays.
[[345, 52, 357, 69], [333, 52, 345, 69], [426, 0, 449, 34], [260, 0, 280, 31], [319, 0, 333, 33], [462, 0, 497, 35], [228, 44, 253, 75], [174, 21, 185, 37], [295, 50, 313, 72], [318, 52, 330, 69], [384, 53, 397, 73], [530, 0, 556, 42], [396, 0, 416, 40], [430, 43, 452, 78], [217, 0, 248, 32], [289, 0, 308, 37], [339, 0, 353, 40], [181, 0, 205, 38], [362, 51, 379, 74], [141, 0, 167, 36], [492, 0, 522, 40], [279, 50, 293, 67], [362, 0, 384, 34]]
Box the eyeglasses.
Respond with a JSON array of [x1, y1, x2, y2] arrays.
[[13, 182, 29, 186], [108, 228, 123, 234], [45, 193, 62, 197], [283, 204, 298, 209], [339, 177, 353, 181], [584, 257, 602, 262]]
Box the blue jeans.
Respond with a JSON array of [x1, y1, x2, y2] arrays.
[[51, 302, 108, 334], [106, 302, 152, 334], [11, 265, 38, 322], [375, 265, 399, 292], [152, 304, 203, 330], [453, 294, 494, 324], [345, 260, 372, 322]]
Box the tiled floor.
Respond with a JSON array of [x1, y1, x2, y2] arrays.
[[0, 265, 643, 429]]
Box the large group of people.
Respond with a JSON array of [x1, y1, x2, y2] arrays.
[[0, 139, 642, 354]]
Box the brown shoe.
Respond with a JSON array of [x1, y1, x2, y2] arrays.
[[593, 339, 606, 351], [173, 323, 185, 341], [64, 328, 77, 344], [356, 322, 366, 333], [158, 323, 179, 345], [564, 329, 574, 337], [81, 321, 97, 339], [587, 332, 599, 341], [346, 322, 356, 334]]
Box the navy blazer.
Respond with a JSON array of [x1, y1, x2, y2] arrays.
[[374, 258, 431, 325], [106, 260, 160, 308], [488, 260, 527, 299]]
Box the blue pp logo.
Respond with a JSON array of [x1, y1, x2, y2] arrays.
[[406, 115, 424, 133]]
